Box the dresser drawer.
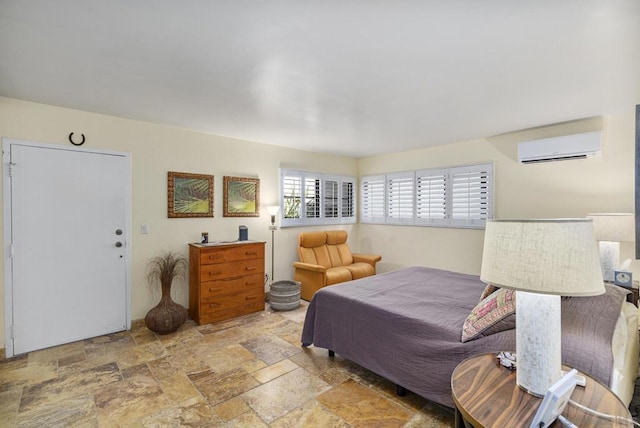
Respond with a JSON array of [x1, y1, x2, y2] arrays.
[[200, 288, 264, 314], [200, 258, 264, 281], [199, 244, 264, 265], [201, 273, 263, 299], [198, 301, 265, 324]]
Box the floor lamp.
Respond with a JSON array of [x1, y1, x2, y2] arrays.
[[267, 205, 280, 300]]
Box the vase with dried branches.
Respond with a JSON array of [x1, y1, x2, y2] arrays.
[[144, 252, 188, 334]]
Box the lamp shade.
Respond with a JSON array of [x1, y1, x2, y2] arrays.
[[480, 219, 604, 297], [586, 213, 634, 242], [267, 205, 280, 216]]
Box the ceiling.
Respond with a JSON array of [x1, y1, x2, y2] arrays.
[[1, 1, 639, 158]]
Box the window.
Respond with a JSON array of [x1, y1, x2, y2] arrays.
[[324, 179, 339, 218], [361, 175, 385, 223], [387, 172, 414, 224], [282, 174, 302, 220], [449, 164, 491, 228], [415, 169, 447, 226], [360, 163, 493, 229], [341, 181, 354, 218], [305, 177, 320, 219], [280, 169, 356, 227]]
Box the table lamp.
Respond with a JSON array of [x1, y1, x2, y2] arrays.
[[480, 219, 604, 396], [586, 213, 634, 282]]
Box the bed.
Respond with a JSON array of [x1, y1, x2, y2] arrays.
[[301, 266, 639, 407]]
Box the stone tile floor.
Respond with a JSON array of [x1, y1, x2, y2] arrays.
[[0, 302, 454, 427]]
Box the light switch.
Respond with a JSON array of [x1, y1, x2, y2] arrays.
[[141, 224, 150, 234]]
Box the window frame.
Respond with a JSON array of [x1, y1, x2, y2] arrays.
[[415, 168, 449, 226], [280, 169, 357, 227], [386, 171, 415, 225], [360, 163, 493, 229], [448, 164, 493, 228], [360, 174, 386, 224]]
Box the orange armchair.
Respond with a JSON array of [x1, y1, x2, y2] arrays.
[[293, 230, 382, 300]]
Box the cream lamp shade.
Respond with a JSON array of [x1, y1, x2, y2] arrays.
[[587, 213, 635, 242], [267, 205, 280, 216], [481, 219, 605, 296], [480, 219, 604, 396]]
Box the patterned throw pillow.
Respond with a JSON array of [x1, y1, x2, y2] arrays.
[[479, 283, 499, 301], [461, 288, 516, 342]]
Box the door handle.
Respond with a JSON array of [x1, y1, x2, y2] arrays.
[[115, 242, 123, 248]]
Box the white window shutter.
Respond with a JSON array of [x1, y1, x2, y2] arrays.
[[449, 164, 492, 228], [415, 169, 448, 225], [361, 175, 385, 223], [282, 174, 302, 220], [323, 179, 339, 219], [359, 163, 493, 229], [305, 177, 320, 219], [387, 172, 415, 224], [341, 179, 356, 221], [280, 169, 357, 227]]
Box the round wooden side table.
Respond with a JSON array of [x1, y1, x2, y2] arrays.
[[451, 353, 632, 427]]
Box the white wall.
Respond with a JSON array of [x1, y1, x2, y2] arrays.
[[0, 97, 357, 350], [1, 97, 637, 353], [357, 112, 637, 276]]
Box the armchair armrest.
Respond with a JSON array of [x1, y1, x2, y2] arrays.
[[294, 261, 328, 301], [352, 253, 382, 267], [292, 261, 327, 273]]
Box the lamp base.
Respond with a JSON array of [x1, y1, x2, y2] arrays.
[[515, 291, 562, 397], [599, 241, 620, 283]]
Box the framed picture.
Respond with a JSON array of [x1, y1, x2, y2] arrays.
[[223, 176, 260, 217], [167, 171, 214, 218]]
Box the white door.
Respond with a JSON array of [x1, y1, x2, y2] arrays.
[[3, 140, 131, 356]]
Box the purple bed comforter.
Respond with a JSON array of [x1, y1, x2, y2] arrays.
[[301, 266, 628, 407]]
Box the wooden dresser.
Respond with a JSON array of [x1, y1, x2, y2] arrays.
[[189, 241, 265, 325]]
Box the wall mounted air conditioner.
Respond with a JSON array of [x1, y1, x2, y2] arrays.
[[517, 131, 602, 164]]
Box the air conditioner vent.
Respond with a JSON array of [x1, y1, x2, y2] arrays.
[[517, 131, 601, 164]]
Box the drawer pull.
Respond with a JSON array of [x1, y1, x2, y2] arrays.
[[245, 267, 257, 271], [245, 296, 257, 301], [245, 251, 257, 256], [245, 281, 257, 286], [208, 271, 223, 276], [208, 255, 224, 261]]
